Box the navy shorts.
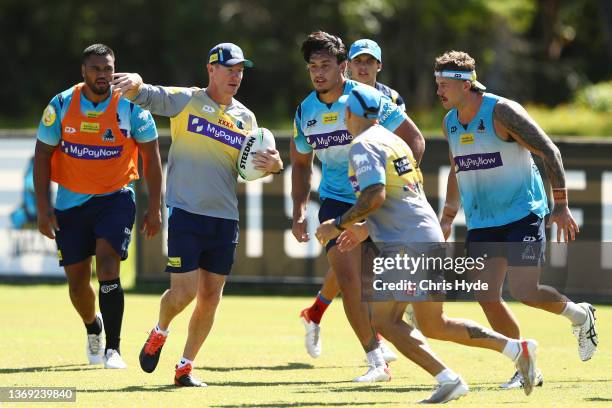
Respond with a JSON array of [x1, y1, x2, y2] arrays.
[[318, 198, 356, 252], [166, 208, 239, 275], [466, 212, 546, 267], [54, 189, 135, 267]]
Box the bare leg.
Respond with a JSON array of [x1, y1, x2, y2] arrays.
[[64, 257, 96, 324], [158, 271, 198, 331], [182, 269, 226, 361]]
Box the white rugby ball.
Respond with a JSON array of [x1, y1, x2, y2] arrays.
[[237, 127, 276, 181]]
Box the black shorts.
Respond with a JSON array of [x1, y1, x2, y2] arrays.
[[166, 208, 239, 275], [318, 198, 354, 252], [466, 212, 546, 267], [54, 190, 135, 266]]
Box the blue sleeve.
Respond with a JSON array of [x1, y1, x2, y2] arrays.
[[350, 142, 386, 191], [293, 106, 312, 154], [130, 104, 158, 143], [36, 96, 62, 146], [379, 97, 406, 133]]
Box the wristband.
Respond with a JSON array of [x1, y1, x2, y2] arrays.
[[553, 188, 567, 201]]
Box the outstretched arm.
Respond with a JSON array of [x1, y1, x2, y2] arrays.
[[493, 99, 579, 242]]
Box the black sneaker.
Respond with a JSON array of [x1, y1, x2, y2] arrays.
[[139, 329, 167, 373], [174, 364, 207, 387]]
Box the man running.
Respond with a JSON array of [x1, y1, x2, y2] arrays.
[[434, 50, 597, 389], [112, 43, 283, 386], [292, 31, 426, 381], [315, 84, 539, 402]]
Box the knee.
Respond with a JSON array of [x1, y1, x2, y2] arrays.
[[508, 284, 532, 303], [68, 281, 91, 296], [96, 254, 119, 281], [167, 285, 197, 309], [196, 286, 223, 309]]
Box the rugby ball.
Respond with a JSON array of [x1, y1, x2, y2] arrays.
[[237, 127, 276, 181]]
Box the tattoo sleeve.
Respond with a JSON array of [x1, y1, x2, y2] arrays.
[[339, 184, 385, 228], [493, 100, 566, 191]]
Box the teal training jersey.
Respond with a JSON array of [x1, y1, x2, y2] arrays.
[[293, 80, 406, 204], [445, 93, 549, 229]]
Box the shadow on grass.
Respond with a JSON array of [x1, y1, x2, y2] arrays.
[[0, 364, 97, 374], [584, 397, 612, 402], [210, 403, 394, 408], [79, 385, 177, 393], [208, 380, 335, 387], [196, 362, 315, 372]]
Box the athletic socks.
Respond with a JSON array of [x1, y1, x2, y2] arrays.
[[502, 339, 522, 361], [178, 357, 193, 369], [307, 292, 332, 325], [366, 348, 386, 368], [155, 324, 170, 336], [99, 278, 124, 354], [84, 314, 103, 335], [561, 301, 588, 326], [435, 368, 460, 384]]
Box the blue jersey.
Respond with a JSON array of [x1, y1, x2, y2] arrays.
[[37, 85, 158, 210], [293, 80, 406, 204], [445, 93, 549, 229]]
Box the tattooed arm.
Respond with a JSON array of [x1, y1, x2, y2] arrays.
[[314, 184, 385, 245], [493, 99, 579, 242]]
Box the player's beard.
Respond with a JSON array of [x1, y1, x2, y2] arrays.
[[89, 80, 110, 95]]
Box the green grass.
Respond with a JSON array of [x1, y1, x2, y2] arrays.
[[0, 284, 610, 407]]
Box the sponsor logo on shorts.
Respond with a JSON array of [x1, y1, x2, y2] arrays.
[[454, 152, 503, 172], [523, 236, 537, 242], [322, 112, 338, 124], [60, 140, 122, 160], [167, 257, 182, 268], [460, 133, 474, 145], [393, 156, 413, 175], [80, 122, 100, 133], [100, 283, 118, 294], [187, 114, 245, 150], [305, 130, 352, 150], [521, 245, 537, 261]]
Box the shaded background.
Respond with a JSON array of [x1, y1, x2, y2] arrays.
[[2, 0, 611, 133]]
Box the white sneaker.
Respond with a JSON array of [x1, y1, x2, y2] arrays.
[[104, 349, 127, 369], [419, 377, 469, 404], [572, 303, 598, 361], [300, 309, 321, 358], [513, 340, 538, 396], [353, 365, 391, 382], [500, 370, 544, 389], [378, 341, 398, 363], [86, 313, 104, 365]]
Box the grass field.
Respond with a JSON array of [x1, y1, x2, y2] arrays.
[[0, 284, 610, 407]]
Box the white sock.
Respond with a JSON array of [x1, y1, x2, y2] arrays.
[[502, 340, 521, 361], [177, 357, 193, 369], [435, 368, 459, 384], [561, 302, 587, 326], [155, 324, 169, 336], [366, 348, 386, 368]]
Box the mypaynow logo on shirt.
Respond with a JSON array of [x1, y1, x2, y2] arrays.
[[60, 140, 122, 160], [187, 114, 245, 150], [454, 152, 503, 172], [305, 130, 352, 150]]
